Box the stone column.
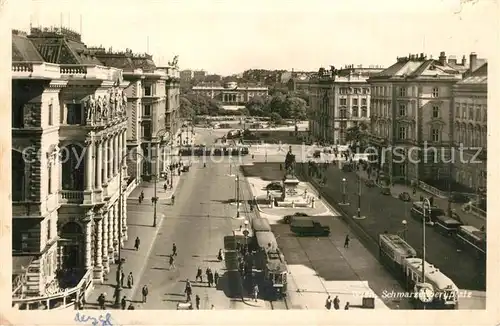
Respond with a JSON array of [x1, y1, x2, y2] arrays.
[[108, 138, 113, 181], [85, 139, 94, 191], [84, 216, 93, 271], [107, 209, 114, 262], [101, 210, 109, 273], [103, 137, 109, 184], [113, 202, 119, 251], [96, 140, 103, 190], [93, 216, 103, 281], [114, 134, 119, 176]]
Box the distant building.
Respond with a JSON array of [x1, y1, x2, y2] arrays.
[[180, 69, 192, 83], [191, 81, 268, 108], [193, 70, 206, 81], [309, 65, 383, 144]]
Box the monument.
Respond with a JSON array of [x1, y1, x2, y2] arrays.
[[281, 146, 302, 205]]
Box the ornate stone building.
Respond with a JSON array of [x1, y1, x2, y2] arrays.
[[11, 27, 129, 309], [309, 66, 382, 144], [452, 60, 487, 191], [368, 52, 471, 184], [93, 49, 181, 182], [191, 81, 268, 106]]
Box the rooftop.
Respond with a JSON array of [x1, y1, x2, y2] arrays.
[[458, 62, 487, 85]]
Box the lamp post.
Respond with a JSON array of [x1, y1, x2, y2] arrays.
[[235, 174, 241, 218], [357, 174, 361, 218], [115, 151, 146, 307], [420, 197, 431, 309], [401, 219, 407, 240], [340, 178, 349, 205], [152, 129, 169, 228]]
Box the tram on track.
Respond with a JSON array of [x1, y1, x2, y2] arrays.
[[378, 233, 459, 309]]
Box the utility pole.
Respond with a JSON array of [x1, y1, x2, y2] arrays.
[[236, 174, 240, 218], [357, 174, 361, 218]]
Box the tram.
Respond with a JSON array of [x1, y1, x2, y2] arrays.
[[378, 233, 459, 309]]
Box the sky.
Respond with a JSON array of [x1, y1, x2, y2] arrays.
[[7, 0, 498, 75]]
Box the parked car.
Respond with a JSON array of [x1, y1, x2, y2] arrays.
[[449, 193, 470, 203], [290, 218, 330, 237], [283, 212, 309, 224], [365, 179, 376, 188], [381, 187, 391, 196], [265, 182, 283, 191], [399, 192, 411, 202]]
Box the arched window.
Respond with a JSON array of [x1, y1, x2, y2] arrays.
[[61, 144, 85, 191], [12, 150, 26, 201]]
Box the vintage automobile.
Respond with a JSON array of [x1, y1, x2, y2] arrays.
[[283, 212, 309, 224], [290, 217, 330, 237], [399, 192, 411, 202], [265, 182, 283, 192], [365, 179, 376, 188]]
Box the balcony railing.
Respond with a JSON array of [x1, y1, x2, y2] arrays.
[[60, 190, 84, 204], [13, 62, 120, 81], [12, 269, 93, 310]]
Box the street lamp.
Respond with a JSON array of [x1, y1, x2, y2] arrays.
[[401, 219, 407, 240], [418, 198, 431, 309], [235, 174, 241, 218], [356, 174, 362, 218], [115, 151, 146, 307], [152, 129, 170, 228]]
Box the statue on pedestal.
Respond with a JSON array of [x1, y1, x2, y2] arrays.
[[116, 88, 122, 114], [109, 88, 116, 117], [96, 95, 103, 120], [284, 146, 296, 177], [102, 95, 109, 118], [121, 90, 127, 115], [84, 95, 96, 122]]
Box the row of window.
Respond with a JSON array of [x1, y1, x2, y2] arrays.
[[339, 98, 368, 106], [375, 125, 442, 142], [455, 105, 487, 122], [396, 104, 441, 118], [338, 87, 370, 95], [372, 86, 440, 98]]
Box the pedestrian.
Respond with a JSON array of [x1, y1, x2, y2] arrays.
[[214, 271, 219, 286], [344, 302, 350, 310], [171, 194, 175, 205], [169, 255, 175, 269], [333, 295, 340, 310], [325, 295, 332, 310], [151, 196, 155, 205], [134, 237, 140, 251], [120, 270, 125, 287], [196, 267, 203, 282], [185, 284, 192, 301], [195, 295, 200, 310], [127, 272, 134, 289], [217, 249, 223, 261], [205, 267, 211, 283], [142, 285, 149, 303], [164, 183, 167, 191], [253, 284, 259, 302], [344, 234, 350, 249], [207, 271, 214, 287], [172, 243, 177, 256], [121, 296, 127, 310], [97, 293, 106, 310], [211, 304, 215, 310]]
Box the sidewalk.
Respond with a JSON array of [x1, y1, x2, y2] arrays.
[[85, 174, 182, 309], [351, 167, 486, 230]]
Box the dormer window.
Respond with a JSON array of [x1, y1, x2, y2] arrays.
[[432, 87, 439, 98]]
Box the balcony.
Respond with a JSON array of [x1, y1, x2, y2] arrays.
[[12, 62, 60, 79], [59, 190, 84, 204], [12, 62, 121, 82], [12, 268, 93, 310]]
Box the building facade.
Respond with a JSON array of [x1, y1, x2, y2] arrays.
[[452, 62, 487, 191], [309, 66, 382, 144], [368, 52, 468, 184], [191, 81, 268, 105], [11, 27, 181, 310], [12, 28, 130, 309]]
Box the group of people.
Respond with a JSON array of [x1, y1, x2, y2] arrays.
[[195, 266, 220, 287], [325, 295, 349, 310]]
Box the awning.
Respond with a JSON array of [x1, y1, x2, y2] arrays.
[[12, 255, 36, 275]]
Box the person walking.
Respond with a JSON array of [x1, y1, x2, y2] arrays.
[[207, 270, 214, 287], [169, 255, 175, 269], [325, 295, 332, 310], [120, 270, 125, 288], [121, 296, 127, 310], [344, 234, 350, 249], [333, 295, 340, 310], [142, 285, 149, 303], [214, 270, 219, 286], [217, 249, 224, 261], [253, 284, 259, 302], [127, 272, 134, 289], [344, 302, 350, 310], [196, 267, 203, 282], [134, 237, 141, 251], [164, 183, 167, 191], [205, 267, 211, 284], [195, 295, 201, 310], [172, 243, 177, 257], [97, 293, 106, 310], [185, 283, 192, 301]]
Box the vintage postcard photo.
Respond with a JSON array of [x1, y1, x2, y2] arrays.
[[1, 0, 497, 325]]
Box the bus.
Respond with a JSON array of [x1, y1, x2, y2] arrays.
[[410, 202, 445, 225], [455, 225, 486, 259]]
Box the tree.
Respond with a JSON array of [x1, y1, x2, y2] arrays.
[[179, 96, 195, 119], [268, 94, 287, 117], [270, 112, 283, 125], [285, 96, 307, 121], [346, 121, 369, 149], [245, 95, 267, 116]]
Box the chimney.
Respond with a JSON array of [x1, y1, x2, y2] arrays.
[[470, 52, 478, 71], [439, 51, 446, 65], [448, 56, 457, 65], [461, 55, 467, 66]]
